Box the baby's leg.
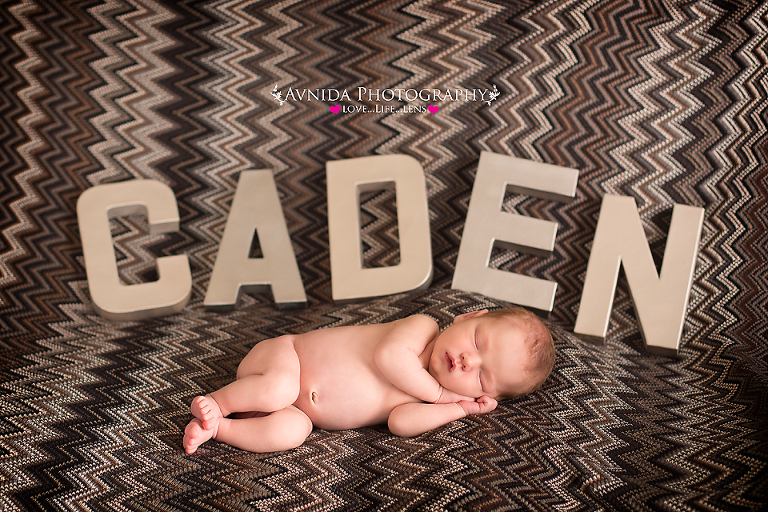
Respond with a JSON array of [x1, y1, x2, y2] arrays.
[[207, 335, 301, 418], [214, 405, 313, 453]]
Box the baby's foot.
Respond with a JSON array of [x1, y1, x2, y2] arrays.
[[190, 395, 223, 431], [183, 418, 216, 454]]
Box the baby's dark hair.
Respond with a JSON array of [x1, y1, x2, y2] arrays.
[[483, 306, 555, 399]]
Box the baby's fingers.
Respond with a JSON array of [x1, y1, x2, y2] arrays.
[[454, 392, 475, 403], [476, 396, 498, 414], [457, 397, 494, 416]]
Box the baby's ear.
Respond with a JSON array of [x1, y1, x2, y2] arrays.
[[453, 309, 489, 324]]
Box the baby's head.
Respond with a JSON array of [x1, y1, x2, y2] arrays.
[[482, 307, 555, 398], [428, 306, 555, 400]]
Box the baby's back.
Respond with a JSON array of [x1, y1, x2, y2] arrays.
[[292, 322, 420, 430]]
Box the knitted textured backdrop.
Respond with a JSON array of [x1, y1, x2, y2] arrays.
[[0, 0, 766, 510]]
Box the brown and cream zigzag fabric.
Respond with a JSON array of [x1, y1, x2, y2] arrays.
[[1, 0, 766, 510]]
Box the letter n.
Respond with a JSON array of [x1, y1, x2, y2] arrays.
[[574, 194, 704, 355]]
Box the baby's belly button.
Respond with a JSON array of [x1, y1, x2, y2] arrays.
[[296, 387, 320, 411], [296, 387, 313, 401]]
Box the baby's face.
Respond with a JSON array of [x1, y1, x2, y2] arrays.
[[428, 311, 530, 399]]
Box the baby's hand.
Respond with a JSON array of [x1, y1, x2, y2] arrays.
[[434, 386, 475, 404], [458, 396, 498, 416]]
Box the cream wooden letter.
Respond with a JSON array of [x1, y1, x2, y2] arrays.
[[326, 155, 432, 301], [204, 170, 306, 310], [574, 195, 704, 355], [77, 180, 192, 321], [452, 152, 578, 311]]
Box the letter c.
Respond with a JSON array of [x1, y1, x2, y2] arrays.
[[77, 180, 192, 320]]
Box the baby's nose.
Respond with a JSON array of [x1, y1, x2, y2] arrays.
[[460, 352, 478, 370]]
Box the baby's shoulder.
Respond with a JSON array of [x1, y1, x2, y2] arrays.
[[403, 313, 438, 325], [393, 314, 439, 333]]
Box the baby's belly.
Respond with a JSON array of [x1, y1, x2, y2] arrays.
[[291, 322, 419, 431], [293, 361, 414, 431]]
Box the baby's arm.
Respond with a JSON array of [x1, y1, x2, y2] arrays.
[[388, 396, 498, 437], [375, 315, 471, 404]]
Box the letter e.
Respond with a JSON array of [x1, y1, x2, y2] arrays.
[[452, 152, 578, 311]]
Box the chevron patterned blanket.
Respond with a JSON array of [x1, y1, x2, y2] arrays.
[[1, 0, 766, 510]]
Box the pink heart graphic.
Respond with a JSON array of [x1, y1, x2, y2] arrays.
[[428, 105, 439, 114], [330, 105, 341, 114]]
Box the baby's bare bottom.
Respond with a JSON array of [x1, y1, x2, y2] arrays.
[[185, 335, 313, 453]]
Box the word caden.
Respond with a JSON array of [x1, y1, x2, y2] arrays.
[[77, 152, 703, 355]]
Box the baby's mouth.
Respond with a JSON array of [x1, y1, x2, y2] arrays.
[[445, 353, 456, 372]]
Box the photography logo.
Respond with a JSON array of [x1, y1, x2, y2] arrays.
[[270, 84, 499, 114]]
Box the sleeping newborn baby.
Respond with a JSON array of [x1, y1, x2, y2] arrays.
[[184, 306, 555, 454]]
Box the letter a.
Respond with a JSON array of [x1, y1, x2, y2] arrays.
[[205, 170, 306, 310]]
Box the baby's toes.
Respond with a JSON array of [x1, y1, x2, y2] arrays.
[[183, 419, 212, 454], [190, 396, 207, 420], [190, 394, 224, 431]]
